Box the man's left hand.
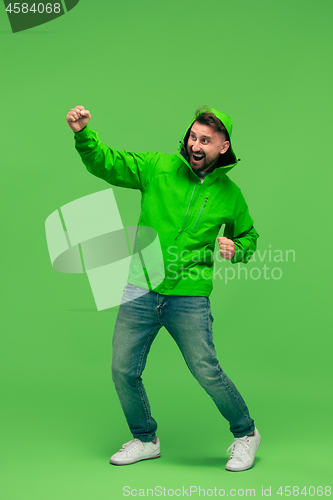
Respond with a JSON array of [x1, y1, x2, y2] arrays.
[[217, 237, 235, 260]]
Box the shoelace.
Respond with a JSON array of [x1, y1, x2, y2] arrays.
[[121, 439, 145, 454], [227, 437, 250, 460]]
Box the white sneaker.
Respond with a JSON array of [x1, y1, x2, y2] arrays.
[[110, 438, 161, 465], [225, 428, 261, 471]]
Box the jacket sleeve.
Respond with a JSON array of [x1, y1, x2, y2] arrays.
[[224, 190, 259, 264], [74, 124, 157, 191]]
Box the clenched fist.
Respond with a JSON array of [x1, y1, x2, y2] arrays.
[[66, 105, 91, 132], [217, 237, 235, 260]]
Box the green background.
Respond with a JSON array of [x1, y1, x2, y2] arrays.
[[1, 0, 332, 498]]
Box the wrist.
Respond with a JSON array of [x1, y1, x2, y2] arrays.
[[75, 125, 87, 133]]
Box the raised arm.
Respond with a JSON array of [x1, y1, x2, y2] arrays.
[[66, 105, 156, 191]]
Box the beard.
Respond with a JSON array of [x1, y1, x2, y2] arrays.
[[187, 149, 219, 174]]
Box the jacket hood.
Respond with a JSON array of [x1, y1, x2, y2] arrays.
[[177, 107, 238, 176]]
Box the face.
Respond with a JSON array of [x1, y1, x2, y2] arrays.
[[186, 121, 230, 174]]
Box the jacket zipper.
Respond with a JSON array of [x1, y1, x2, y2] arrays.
[[193, 197, 208, 231], [175, 184, 197, 240]]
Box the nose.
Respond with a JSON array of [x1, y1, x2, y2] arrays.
[[191, 139, 201, 152]]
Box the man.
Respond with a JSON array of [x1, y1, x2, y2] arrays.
[[66, 105, 261, 471]]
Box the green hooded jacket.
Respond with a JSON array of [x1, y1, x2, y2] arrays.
[[74, 108, 259, 296]]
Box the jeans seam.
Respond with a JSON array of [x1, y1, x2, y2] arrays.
[[206, 299, 216, 356], [206, 299, 249, 417], [136, 326, 159, 433]]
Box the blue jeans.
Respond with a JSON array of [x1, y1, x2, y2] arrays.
[[112, 284, 255, 442]]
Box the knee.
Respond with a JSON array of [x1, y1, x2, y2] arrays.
[[111, 360, 127, 383], [190, 358, 224, 388], [111, 358, 138, 387]]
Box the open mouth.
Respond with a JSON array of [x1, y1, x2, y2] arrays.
[[192, 152, 204, 162]]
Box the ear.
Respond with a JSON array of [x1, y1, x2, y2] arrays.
[[220, 140, 230, 155]]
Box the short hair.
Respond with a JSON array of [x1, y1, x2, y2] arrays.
[[194, 106, 230, 142]]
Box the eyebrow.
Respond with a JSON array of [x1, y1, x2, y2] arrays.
[[191, 131, 212, 139]]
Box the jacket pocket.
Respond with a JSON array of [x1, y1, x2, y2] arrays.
[[193, 197, 208, 232]]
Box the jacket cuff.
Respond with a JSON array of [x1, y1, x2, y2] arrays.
[[231, 243, 246, 264], [74, 124, 92, 141]]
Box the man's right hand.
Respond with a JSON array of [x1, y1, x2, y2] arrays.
[[66, 105, 91, 132]]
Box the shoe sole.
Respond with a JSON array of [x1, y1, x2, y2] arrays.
[[110, 452, 161, 465], [225, 435, 261, 472]]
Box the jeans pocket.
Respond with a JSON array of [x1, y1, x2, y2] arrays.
[[121, 284, 149, 304], [207, 298, 214, 323]]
